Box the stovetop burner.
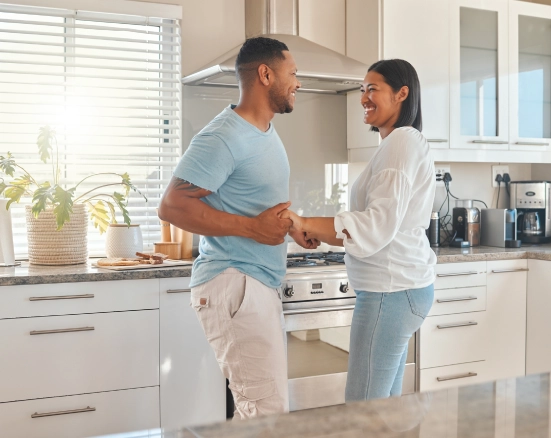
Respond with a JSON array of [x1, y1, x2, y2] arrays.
[[286, 251, 345, 268]]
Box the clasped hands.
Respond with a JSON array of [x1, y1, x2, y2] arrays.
[[252, 201, 320, 249]]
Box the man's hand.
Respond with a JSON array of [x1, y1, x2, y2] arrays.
[[250, 202, 293, 245], [280, 209, 320, 249]]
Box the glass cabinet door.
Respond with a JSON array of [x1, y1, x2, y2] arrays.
[[450, 0, 509, 150], [510, 1, 551, 151]]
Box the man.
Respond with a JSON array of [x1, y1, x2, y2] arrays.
[[159, 37, 315, 419]]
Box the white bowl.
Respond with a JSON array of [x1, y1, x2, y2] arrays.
[[105, 224, 143, 258]]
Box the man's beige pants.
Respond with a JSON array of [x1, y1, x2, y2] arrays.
[[191, 268, 289, 419]]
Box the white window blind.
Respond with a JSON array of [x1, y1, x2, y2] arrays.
[[0, 3, 181, 258]]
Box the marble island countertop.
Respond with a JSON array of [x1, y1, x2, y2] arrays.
[[4, 244, 551, 286]]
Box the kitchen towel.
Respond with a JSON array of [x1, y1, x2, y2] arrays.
[[0, 200, 16, 266]]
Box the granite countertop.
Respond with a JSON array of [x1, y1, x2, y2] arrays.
[[0, 260, 192, 286], [92, 372, 551, 438], [433, 243, 551, 263]]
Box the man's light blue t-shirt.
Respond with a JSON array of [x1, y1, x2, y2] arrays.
[[173, 105, 290, 288]]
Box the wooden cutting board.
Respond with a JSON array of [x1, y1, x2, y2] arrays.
[[92, 259, 193, 271]]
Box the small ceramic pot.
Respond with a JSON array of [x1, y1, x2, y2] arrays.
[[105, 224, 143, 258]]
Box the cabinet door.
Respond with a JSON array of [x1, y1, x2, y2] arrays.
[[159, 278, 225, 430], [509, 1, 551, 152], [450, 0, 509, 150], [383, 0, 450, 149], [486, 260, 527, 381]]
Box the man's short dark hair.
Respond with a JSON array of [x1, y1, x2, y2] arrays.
[[368, 59, 423, 132], [235, 37, 289, 86]]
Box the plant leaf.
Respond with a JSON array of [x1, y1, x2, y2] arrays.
[[87, 200, 110, 234], [113, 191, 131, 226], [31, 181, 54, 218], [37, 126, 56, 163], [0, 152, 16, 177], [5, 174, 32, 209], [105, 201, 118, 224], [121, 172, 147, 202], [0, 181, 6, 198], [53, 185, 75, 230]]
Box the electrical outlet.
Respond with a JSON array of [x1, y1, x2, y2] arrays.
[[435, 165, 451, 187], [492, 165, 510, 188]]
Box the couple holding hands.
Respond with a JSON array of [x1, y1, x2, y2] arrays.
[[159, 36, 436, 420]]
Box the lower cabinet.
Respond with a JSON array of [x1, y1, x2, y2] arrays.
[[159, 277, 226, 430], [0, 386, 159, 438]]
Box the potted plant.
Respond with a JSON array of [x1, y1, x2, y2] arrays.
[[0, 126, 146, 265]]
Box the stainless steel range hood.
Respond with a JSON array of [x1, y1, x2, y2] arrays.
[[182, 0, 370, 94]]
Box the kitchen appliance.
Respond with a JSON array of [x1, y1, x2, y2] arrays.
[[182, 0, 369, 94], [452, 207, 481, 247], [510, 181, 551, 244], [427, 211, 440, 247], [282, 252, 416, 411], [480, 209, 521, 248]]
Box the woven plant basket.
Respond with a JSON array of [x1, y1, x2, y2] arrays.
[[25, 204, 88, 265]]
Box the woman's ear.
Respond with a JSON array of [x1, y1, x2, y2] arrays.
[[396, 85, 409, 103]]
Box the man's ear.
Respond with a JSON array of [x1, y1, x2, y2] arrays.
[[257, 64, 271, 86], [396, 85, 409, 103]]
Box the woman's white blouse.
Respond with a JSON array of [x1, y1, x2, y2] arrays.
[[335, 127, 437, 293]]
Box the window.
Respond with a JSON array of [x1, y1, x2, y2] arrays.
[[0, 1, 181, 258]]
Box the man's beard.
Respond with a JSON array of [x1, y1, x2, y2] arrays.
[[269, 86, 293, 114]]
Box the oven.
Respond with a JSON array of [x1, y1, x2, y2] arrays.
[[283, 252, 417, 412]]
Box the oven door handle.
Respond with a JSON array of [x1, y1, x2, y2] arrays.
[[283, 305, 355, 316]]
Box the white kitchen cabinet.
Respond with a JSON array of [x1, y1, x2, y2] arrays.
[[450, 0, 509, 151], [420, 360, 490, 392], [160, 278, 226, 430], [526, 259, 551, 375], [486, 259, 527, 380], [509, 1, 551, 152], [434, 261, 487, 290], [382, 0, 450, 149], [0, 310, 159, 403], [0, 387, 159, 438]]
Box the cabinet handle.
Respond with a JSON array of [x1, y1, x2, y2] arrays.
[[31, 406, 96, 418], [515, 141, 549, 146], [437, 372, 477, 382], [29, 294, 94, 301], [436, 296, 477, 303], [437, 271, 478, 277], [437, 321, 478, 330], [283, 305, 355, 316], [30, 326, 94, 336], [471, 140, 508, 144], [167, 288, 191, 294], [491, 268, 529, 274], [427, 139, 448, 143]]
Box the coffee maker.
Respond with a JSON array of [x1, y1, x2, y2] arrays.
[[452, 201, 480, 247], [510, 181, 551, 244]]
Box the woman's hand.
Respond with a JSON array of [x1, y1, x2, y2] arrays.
[[279, 209, 320, 249]]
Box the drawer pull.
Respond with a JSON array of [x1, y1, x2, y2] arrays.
[[428, 139, 448, 143], [29, 294, 94, 301], [30, 326, 95, 336], [437, 271, 479, 277], [31, 406, 96, 418], [515, 141, 549, 146], [167, 288, 191, 294], [471, 140, 508, 144], [491, 268, 529, 274], [437, 296, 477, 303], [437, 372, 478, 382], [437, 321, 478, 330]]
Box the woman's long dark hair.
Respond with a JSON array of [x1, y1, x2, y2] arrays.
[[368, 59, 422, 132]]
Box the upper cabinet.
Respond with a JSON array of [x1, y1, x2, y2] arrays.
[[450, 0, 509, 150], [382, 0, 450, 149], [509, 1, 551, 152]]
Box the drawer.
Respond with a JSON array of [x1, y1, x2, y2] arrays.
[[435, 262, 486, 290], [0, 279, 160, 319], [428, 286, 486, 316], [0, 386, 159, 438], [0, 310, 159, 403], [420, 311, 488, 369], [420, 361, 490, 392]]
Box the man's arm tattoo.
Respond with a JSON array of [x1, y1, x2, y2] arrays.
[[172, 177, 203, 192]]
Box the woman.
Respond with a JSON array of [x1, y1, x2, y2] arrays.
[[283, 59, 436, 401]]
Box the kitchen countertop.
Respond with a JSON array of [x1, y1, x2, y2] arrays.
[[4, 244, 551, 286], [92, 372, 551, 438]]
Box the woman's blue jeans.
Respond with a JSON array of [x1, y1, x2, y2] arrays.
[[345, 284, 434, 401]]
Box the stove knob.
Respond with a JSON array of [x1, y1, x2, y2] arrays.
[[284, 286, 295, 298], [339, 282, 349, 293]]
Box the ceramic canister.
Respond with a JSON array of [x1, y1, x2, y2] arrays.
[[105, 224, 143, 258], [0, 199, 15, 266]]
